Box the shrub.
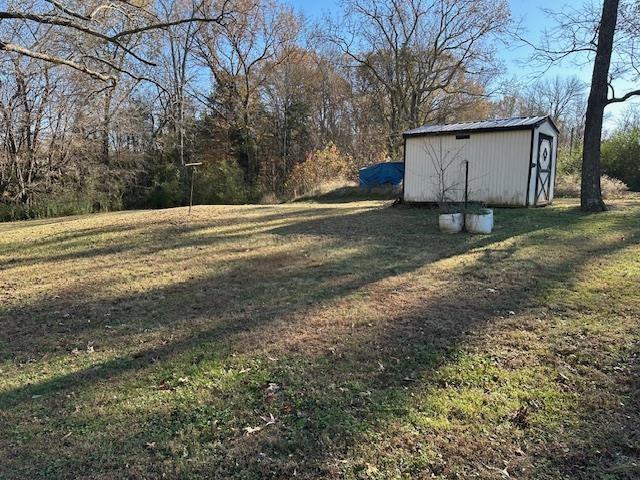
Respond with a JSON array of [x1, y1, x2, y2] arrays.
[[601, 175, 630, 198], [121, 150, 184, 210], [556, 147, 582, 176], [554, 174, 581, 198], [145, 161, 183, 209], [601, 128, 640, 191], [285, 144, 354, 198], [0, 183, 116, 222], [194, 157, 249, 204], [555, 173, 629, 199]]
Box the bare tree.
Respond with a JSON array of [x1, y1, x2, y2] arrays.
[[329, 0, 511, 157], [514, 76, 587, 149], [0, 54, 85, 208], [423, 138, 465, 206], [520, 0, 640, 211], [527, 76, 586, 121], [155, 0, 202, 165], [194, 0, 300, 182], [616, 103, 640, 131], [0, 0, 547, 217], [0, 0, 230, 83], [581, 0, 619, 211]]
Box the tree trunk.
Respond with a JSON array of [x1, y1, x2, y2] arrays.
[[581, 0, 619, 212], [102, 90, 113, 167]]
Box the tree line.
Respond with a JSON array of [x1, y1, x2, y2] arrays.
[[0, 0, 636, 219]]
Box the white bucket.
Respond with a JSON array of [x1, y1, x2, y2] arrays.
[[465, 209, 494, 234], [439, 213, 464, 233]]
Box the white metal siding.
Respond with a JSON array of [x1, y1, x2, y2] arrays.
[[404, 129, 532, 205]]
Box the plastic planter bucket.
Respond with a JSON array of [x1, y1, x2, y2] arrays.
[[439, 212, 464, 233], [465, 208, 493, 234]]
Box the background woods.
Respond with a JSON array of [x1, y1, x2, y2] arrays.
[[0, 0, 635, 219]]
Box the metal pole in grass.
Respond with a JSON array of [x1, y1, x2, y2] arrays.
[[463, 160, 469, 231], [464, 160, 469, 208], [185, 162, 202, 215]]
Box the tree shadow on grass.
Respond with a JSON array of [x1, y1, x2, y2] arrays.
[[1, 204, 638, 478], [231, 215, 640, 478], [0, 205, 555, 363], [0, 206, 350, 269]]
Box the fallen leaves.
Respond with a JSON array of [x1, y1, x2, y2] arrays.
[[265, 382, 280, 395], [244, 413, 278, 435], [243, 425, 262, 435], [70, 342, 96, 355], [260, 413, 277, 426]]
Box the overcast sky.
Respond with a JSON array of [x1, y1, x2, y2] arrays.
[[287, 0, 639, 130]]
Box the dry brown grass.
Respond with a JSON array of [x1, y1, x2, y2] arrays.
[[555, 173, 630, 198]]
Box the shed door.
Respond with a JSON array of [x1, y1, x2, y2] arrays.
[[535, 134, 554, 205]]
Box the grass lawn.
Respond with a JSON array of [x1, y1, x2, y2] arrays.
[[1, 198, 640, 479]]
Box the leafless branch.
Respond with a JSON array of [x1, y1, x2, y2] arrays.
[[0, 40, 115, 83], [607, 88, 640, 104]]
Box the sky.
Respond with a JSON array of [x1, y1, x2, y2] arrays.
[[286, 0, 639, 130]]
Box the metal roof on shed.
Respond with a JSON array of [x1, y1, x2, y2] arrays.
[[403, 115, 558, 137]]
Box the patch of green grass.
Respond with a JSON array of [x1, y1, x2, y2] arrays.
[[1, 199, 640, 478]]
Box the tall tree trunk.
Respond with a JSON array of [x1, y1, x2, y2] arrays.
[[102, 90, 113, 167], [581, 0, 619, 212]]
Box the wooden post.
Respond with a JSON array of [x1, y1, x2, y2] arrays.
[[569, 128, 574, 157]]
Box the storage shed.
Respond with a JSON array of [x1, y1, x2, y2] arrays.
[[402, 115, 559, 206]]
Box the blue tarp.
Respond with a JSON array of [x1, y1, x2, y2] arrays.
[[358, 162, 404, 187]]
